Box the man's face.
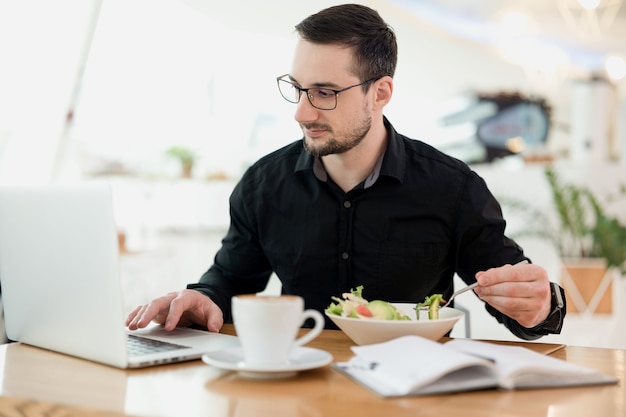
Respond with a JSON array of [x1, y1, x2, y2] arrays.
[[289, 40, 373, 157]]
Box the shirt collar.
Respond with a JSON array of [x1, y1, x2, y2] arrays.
[[294, 116, 406, 187], [379, 116, 405, 183]]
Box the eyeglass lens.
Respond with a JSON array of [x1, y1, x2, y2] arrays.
[[277, 79, 337, 110]]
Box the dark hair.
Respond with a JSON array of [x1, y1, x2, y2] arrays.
[[295, 4, 397, 83]]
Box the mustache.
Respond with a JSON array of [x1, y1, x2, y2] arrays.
[[300, 123, 331, 131]]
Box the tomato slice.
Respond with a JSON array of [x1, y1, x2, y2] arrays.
[[356, 304, 373, 317]]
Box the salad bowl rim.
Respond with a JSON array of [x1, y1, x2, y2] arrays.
[[325, 303, 464, 324]]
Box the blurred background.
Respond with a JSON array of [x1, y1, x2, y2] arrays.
[[1, 0, 625, 348]]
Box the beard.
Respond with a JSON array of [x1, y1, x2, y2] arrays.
[[302, 115, 372, 157]]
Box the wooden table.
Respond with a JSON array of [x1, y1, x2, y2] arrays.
[[0, 325, 623, 417]]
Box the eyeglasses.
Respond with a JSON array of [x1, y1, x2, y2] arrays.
[[276, 74, 380, 110]]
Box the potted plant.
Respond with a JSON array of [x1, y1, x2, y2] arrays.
[[503, 167, 626, 314], [165, 146, 198, 179], [544, 168, 626, 272]]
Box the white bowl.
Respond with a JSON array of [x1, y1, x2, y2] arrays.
[[326, 303, 464, 345]]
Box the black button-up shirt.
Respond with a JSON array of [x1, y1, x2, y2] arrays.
[[189, 118, 550, 339]]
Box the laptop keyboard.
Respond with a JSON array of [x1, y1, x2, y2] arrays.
[[127, 334, 191, 356]]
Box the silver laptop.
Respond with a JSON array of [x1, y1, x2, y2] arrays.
[[0, 183, 238, 368]]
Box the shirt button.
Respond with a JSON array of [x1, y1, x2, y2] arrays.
[[343, 201, 352, 209], [341, 252, 350, 260]]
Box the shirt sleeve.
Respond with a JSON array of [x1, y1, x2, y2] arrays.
[[453, 171, 525, 275], [452, 171, 564, 340], [486, 309, 546, 340], [187, 175, 273, 324]]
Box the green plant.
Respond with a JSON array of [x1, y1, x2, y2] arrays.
[[165, 146, 198, 178], [502, 167, 626, 275], [165, 146, 197, 165]]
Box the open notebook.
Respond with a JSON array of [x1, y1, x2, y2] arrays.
[[334, 335, 617, 397], [0, 183, 238, 368]]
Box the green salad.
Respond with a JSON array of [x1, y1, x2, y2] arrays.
[[415, 294, 445, 320], [325, 285, 446, 321]]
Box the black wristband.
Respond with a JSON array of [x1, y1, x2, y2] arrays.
[[527, 282, 566, 335]]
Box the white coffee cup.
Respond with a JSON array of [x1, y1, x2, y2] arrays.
[[231, 294, 324, 367]]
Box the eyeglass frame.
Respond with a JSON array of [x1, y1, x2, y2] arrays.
[[276, 74, 382, 110]]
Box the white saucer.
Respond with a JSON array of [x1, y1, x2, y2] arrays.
[[202, 346, 333, 379]]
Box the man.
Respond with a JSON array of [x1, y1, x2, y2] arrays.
[[126, 4, 565, 340]]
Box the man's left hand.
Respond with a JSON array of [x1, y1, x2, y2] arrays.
[[474, 262, 551, 328]]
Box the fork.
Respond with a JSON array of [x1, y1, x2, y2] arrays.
[[419, 259, 529, 310], [418, 282, 478, 310]]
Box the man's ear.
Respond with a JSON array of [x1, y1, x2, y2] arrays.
[[373, 75, 393, 110]]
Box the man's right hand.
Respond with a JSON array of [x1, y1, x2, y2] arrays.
[[125, 289, 224, 333]]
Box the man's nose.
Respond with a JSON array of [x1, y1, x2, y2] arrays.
[[294, 93, 319, 124]]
